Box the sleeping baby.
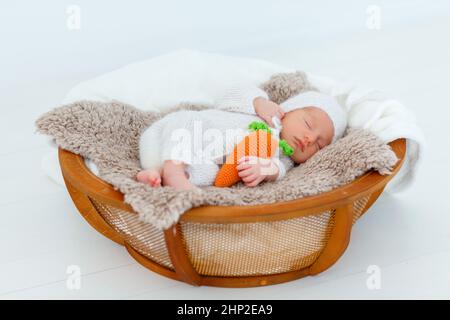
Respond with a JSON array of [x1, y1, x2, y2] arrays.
[[136, 85, 347, 190]]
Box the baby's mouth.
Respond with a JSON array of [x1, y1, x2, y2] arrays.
[[294, 137, 304, 152]]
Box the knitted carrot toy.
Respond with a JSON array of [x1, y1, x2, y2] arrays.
[[214, 121, 294, 187]]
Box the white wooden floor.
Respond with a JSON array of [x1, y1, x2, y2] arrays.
[[1, 17, 449, 299]]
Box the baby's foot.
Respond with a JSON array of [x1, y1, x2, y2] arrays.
[[163, 175, 197, 191], [136, 169, 162, 187], [162, 171, 197, 191]]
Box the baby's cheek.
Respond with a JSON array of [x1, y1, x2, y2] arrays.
[[290, 151, 304, 164], [292, 148, 315, 164]]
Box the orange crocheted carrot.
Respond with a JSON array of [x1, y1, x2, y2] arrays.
[[214, 130, 278, 187], [214, 123, 278, 187]]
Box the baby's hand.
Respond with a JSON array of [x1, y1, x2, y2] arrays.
[[237, 156, 279, 187], [253, 97, 285, 127]]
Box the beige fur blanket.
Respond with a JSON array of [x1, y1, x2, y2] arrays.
[[35, 72, 398, 230]]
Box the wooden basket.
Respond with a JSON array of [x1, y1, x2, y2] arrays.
[[58, 139, 406, 288]]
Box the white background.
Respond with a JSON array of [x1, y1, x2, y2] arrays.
[[0, 0, 449, 299]]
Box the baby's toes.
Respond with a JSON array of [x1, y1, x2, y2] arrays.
[[150, 177, 162, 187]]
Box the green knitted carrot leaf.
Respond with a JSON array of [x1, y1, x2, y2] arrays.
[[248, 121, 272, 134], [248, 121, 293, 156], [279, 139, 294, 156]]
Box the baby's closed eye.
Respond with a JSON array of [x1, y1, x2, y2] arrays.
[[304, 118, 311, 129]]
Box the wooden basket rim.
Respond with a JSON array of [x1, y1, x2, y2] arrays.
[[58, 138, 406, 222]]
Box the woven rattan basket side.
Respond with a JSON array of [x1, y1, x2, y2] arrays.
[[179, 210, 335, 277]]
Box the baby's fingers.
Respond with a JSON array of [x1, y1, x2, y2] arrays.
[[245, 175, 265, 187], [237, 161, 252, 172], [238, 167, 254, 178], [238, 156, 259, 166], [242, 173, 258, 183], [236, 162, 247, 170]]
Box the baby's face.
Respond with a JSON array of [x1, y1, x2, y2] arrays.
[[280, 107, 334, 163]]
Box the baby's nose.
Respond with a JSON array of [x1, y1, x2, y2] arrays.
[[301, 137, 311, 148], [304, 135, 317, 146]]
